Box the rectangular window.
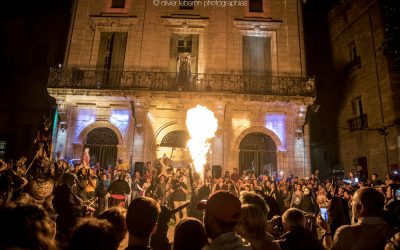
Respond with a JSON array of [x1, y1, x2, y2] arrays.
[[343, 41, 361, 74], [170, 34, 199, 89], [242, 36, 272, 74], [96, 32, 127, 85], [348, 96, 368, 131], [111, 0, 125, 8], [177, 37, 193, 53], [347, 41, 360, 64], [249, 0, 263, 12], [170, 34, 199, 72], [352, 96, 364, 117], [179, 0, 194, 9], [351, 46, 358, 62]]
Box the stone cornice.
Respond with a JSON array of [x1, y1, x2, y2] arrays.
[[161, 14, 209, 30], [90, 15, 138, 27], [233, 18, 282, 31], [48, 88, 315, 105]]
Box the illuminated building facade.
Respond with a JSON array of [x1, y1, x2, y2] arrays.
[[48, 0, 315, 176]]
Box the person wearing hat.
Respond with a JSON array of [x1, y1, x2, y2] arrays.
[[198, 190, 252, 250]]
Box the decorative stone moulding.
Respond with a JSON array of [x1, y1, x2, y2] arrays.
[[90, 15, 138, 28], [161, 14, 209, 31], [233, 18, 282, 32]]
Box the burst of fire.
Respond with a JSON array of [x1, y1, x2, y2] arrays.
[[186, 105, 218, 177]]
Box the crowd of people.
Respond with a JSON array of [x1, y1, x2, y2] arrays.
[[1, 149, 400, 250]]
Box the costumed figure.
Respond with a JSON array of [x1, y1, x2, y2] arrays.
[[81, 147, 90, 168], [17, 156, 55, 213], [33, 117, 52, 159], [176, 52, 192, 89]]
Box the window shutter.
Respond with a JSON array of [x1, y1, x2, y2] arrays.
[[110, 32, 127, 71], [170, 34, 179, 72], [191, 34, 199, 73], [97, 33, 109, 70], [243, 36, 250, 74], [264, 37, 272, 73]]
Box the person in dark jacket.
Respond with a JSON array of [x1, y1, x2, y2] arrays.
[[275, 208, 324, 250], [109, 173, 131, 207], [53, 173, 94, 246]]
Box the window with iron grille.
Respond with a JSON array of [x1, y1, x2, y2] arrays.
[[111, 0, 125, 8], [179, 0, 194, 9], [249, 0, 263, 12]]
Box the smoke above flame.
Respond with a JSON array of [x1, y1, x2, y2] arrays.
[[186, 105, 218, 177]]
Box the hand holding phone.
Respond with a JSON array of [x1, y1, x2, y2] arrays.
[[395, 189, 400, 201], [320, 207, 329, 222]]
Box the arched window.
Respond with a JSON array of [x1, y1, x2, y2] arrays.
[[160, 130, 189, 148]]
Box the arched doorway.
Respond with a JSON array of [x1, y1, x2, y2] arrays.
[[158, 130, 189, 167], [239, 132, 277, 176], [85, 127, 118, 168]]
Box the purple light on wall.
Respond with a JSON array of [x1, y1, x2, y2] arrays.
[[75, 109, 96, 141], [265, 114, 286, 146], [110, 110, 130, 133]]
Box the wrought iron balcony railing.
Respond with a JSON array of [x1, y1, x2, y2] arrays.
[[48, 68, 315, 97], [347, 114, 368, 132], [343, 56, 361, 75]]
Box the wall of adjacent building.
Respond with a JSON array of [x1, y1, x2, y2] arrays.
[[328, 0, 399, 178]]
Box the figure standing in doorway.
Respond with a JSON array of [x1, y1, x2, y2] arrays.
[[82, 148, 90, 168]]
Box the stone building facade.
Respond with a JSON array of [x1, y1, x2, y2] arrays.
[[312, 0, 400, 179], [48, 0, 315, 177]]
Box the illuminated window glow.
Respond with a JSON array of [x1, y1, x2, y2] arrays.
[[265, 114, 286, 146]]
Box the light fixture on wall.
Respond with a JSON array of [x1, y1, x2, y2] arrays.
[[295, 105, 306, 140], [60, 122, 67, 132]]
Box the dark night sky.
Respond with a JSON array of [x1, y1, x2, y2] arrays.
[[0, 0, 72, 159]]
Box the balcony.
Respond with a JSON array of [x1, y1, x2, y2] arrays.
[[343, 56, 361, 75], [47, 68, 315, 97], [347, 114, 368, 132]]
